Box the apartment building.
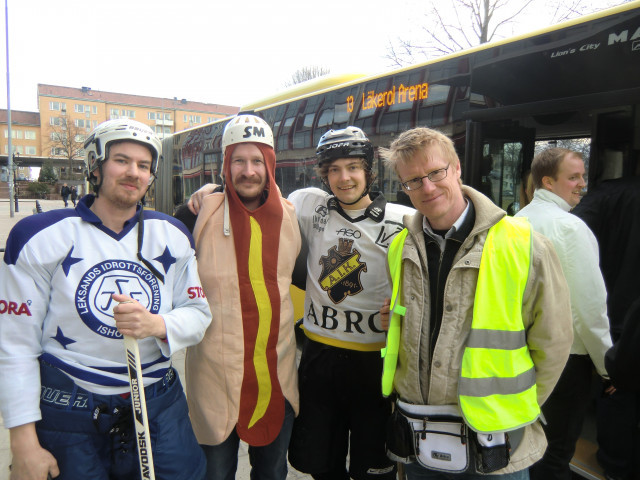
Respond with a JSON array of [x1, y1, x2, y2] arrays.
[[0, 110, 40, 180], [1, 84, 239, 181], [37, 83, 239, 156]]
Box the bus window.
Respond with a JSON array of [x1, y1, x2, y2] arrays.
[[317, 109, 333, 128], [277, 116, 295, 151], [481, 141, 524, 214]]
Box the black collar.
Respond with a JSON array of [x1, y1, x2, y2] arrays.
[[327, 191, 387, 223]]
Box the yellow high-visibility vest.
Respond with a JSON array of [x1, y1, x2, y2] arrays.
[[382, 216, 540, 433]]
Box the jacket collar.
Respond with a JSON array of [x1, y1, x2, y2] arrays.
[[405, 186, 505, 238], [532, 188, 572, 212]]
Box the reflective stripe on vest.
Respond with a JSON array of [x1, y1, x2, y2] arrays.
[[460, 216, 538, 433], [382, 217, 539, 433], [381, 228, 408, 397]]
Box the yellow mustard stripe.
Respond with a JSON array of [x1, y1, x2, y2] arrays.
[[247, 217, 273, 428]]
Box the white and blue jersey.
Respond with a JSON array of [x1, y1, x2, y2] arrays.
[[0, 195, 211, 429]]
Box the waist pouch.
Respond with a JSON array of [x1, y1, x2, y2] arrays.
[[386, 401, 510, 474]]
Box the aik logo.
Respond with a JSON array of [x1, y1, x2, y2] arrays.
[[318, 238, 367, 304]]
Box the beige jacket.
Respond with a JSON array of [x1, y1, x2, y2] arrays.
[[392, 186, 573, 473], [185, 193, 300, 445]]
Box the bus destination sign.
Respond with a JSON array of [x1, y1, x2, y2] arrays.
[[347, 82, 429, 113]]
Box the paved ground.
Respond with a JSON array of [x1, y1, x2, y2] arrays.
[[0, 199, 311, 479]]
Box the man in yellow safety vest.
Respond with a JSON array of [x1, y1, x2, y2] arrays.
[[379, 127, 573, 480]]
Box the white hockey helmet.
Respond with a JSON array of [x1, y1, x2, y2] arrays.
[[84, 119, 162, 177], [221, 115, 274, 156]]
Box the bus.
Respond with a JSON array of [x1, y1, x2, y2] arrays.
[[157, 3, 640, 477], [157, 1, 640, 217]]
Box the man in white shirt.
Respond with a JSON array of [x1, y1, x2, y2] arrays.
[[516, 147, 613, 480]]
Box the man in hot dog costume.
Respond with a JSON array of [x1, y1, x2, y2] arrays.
[[185, 114, 301, 479]]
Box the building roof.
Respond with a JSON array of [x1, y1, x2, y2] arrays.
[[0, 110, 40, 126], [38, 84, 239, 116]]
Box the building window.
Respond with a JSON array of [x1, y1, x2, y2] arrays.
[[92, 106, 98, 115], [51, 147, 65, 156], [49, 101, 66, 111], [74, 104, 86, 113], [148, 112, 156, 120], [4, 129, 24, 139], [184, 114, 201, 124], [153, 125, 171, 135], [75, 134, 87, 143], [50, 117, 64, 126], [74, 119, 87, 128], [25, 131, 36, 140], [25, 146, 37, 155], [51, 132, 66, 142]]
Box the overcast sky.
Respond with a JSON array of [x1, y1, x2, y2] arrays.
[[0, 0, 626, 113]]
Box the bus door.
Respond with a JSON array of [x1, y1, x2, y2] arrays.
[[464, 120, 534, 214]]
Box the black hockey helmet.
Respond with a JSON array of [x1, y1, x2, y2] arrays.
[[316, 127, 374, 170]]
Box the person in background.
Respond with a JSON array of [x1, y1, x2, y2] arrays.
[[379, 127, 573, 480], [60, 183, 70, 207], [0, 119, 211, 480], [212, 165, 223, 186], [604, 297, 640, 392], [572, 157, 640, 480], [515, 147, 613, 480], [181, 114, 301, 480], [70, 185, 78, 207], [519, 170, 534, 209]]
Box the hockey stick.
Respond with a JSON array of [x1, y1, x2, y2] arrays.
[[121, 300, 156, 480]]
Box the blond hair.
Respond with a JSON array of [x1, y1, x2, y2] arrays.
[[380, 127, 460, 173]]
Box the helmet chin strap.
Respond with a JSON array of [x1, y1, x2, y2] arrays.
[[90, 164, 104, 197]]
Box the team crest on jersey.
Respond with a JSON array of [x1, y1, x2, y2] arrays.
[[318, 238, 367, 304], [75, 260, 161, 339]]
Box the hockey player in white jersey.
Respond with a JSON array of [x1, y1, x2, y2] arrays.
[[0, 119, 211, 480], [286, 127, 413, 480]]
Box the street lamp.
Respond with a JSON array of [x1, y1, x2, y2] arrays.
[[12, 152, 19, 212]]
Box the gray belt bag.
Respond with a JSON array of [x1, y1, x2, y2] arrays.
[[389, 402, 471, 473], [386, 401, 511, 474]]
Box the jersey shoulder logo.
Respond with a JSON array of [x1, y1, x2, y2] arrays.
[[318, 238, 367, 304]]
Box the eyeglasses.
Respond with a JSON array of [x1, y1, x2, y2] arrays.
[[401, 165, 449, 191]]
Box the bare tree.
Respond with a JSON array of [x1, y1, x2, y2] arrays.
[[385, 0, 626, 67], [284, 66, 331, 88], [45, 111, 87, 180]]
